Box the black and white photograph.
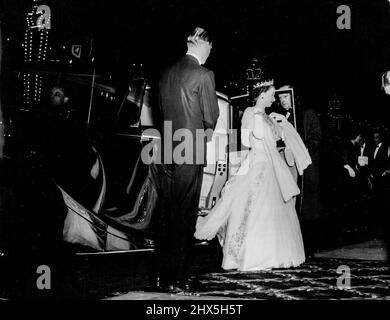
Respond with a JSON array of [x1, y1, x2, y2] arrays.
[[0, 0, 390, 306]]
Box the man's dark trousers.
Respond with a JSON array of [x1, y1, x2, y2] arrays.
[[153, 163, 204, 286]]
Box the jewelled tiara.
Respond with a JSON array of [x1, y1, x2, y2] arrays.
[[253, 80, 274, 90]]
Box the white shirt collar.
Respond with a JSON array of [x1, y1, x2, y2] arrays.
[[360, 143, 365, 155], [374, 143, 382, 159], [186, 52, 202, 65]]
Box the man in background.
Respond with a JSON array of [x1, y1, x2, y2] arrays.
[[369, 129, 389, 238], [270, 85, 298, 182], [271, 85, 323, 257], [299, 96, 322, 257]]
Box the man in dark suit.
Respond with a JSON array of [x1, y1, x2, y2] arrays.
[[271, 86, 323, 257], [299, 101, 323, 257], [269, 85, 298, 182], [381, 147, 390, 261], [355, 132, 373, 198], [370, 130, 388, 185], [369, 129, 389, 237], [333, 128, 363, 230], [152, 27, 219, 293]]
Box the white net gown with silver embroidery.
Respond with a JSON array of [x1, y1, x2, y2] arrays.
[[195, 108, 306, 271]]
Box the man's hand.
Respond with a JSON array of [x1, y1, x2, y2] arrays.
[[382, 169, 390, 177], [344, 165, 356, 178], [270, 112, 287, 124], [368, 178, 373, 190], [198, 208, 211, 217]]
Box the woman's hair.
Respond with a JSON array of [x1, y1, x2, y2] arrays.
[[253, 79, 274, 97], [251, 76, 274, 105]]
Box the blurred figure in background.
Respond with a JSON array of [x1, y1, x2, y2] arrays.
[[34, 84, 97, 209], [354, 131, 373, 225], [334, 128, 364, 231], [355, 131, 372, 190], [369, 128, 389, 238], [298, 95, 323, 257]]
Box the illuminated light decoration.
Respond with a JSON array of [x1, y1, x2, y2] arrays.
[[327, 94, 345, 131], [22, 2, 52, 105], [246, 58, 263, 81], [71, 45, 82, 59]]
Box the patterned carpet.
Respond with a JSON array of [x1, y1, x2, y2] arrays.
[[2, 244, 389, 300], [187, 258, 390, 300]]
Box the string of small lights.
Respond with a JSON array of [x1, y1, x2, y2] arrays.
[[22, 0, 51, 105]]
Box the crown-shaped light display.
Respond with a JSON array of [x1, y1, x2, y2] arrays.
[[246, 58, 263, 80]]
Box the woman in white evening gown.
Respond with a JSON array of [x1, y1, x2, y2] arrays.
[[195, 78, 311, 271]]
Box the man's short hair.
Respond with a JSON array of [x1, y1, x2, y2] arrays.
[[278, 85, 292, 90], [187, 27, 213, 45]]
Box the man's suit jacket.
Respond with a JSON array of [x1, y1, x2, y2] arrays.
[[371, 143, 389, 180], [359, 143, 373, 158], [302, 108, 321, 162], [299, 107, 322, 220], [338, 139, 358, 174], [159, 55, 220, 165], [356, 143, 372, 164]]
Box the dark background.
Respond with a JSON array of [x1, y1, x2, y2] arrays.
[[1, 0, 390, 123], [1, 3, 389, 298]]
